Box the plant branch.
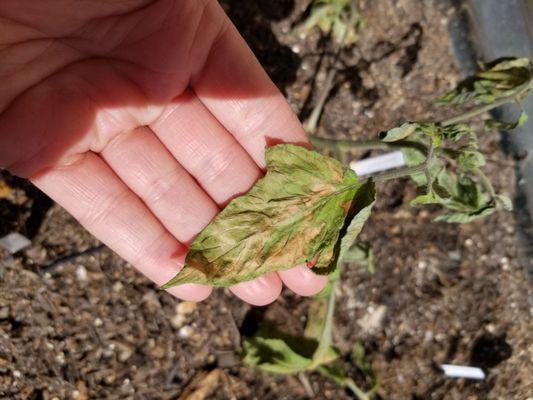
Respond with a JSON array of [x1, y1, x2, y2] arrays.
[[441, 80, 532, 126], [345, 378, 372, 400], [310, 281, 337, 367], [310, 136, 428, 153], [304, 1, 358, 134], [472, 167, 496, 198], [424, 138, 434, 193], [366, 164, 426, 183]]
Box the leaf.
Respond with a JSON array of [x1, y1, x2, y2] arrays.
[[243, 319, 339, 375], [495, 194, 513, 211], [380, 123, 418, 142], [342, 242, 375, 274], [338, 181, 376, 260], [438, 57, 533, 105], [298, 0, 362, 46], [440, 123, 474, 142], [163, 144, 370, 288], [457, 150, 486, 170], [243, 330, 313, 375], [486, 110, 528, 131], [434, 204, 496, 223], [304, 299, 329, 341]]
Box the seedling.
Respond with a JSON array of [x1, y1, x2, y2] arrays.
[[163, 58, 532, 398]]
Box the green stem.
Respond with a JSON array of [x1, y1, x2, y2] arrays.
[[345, 378, 372, 400], [304, 1, 358, 134], [310, 281, 337, 367], [473, 167, 496, 198], [311, 78, 531, 155], [424, 138, 434, 193], [367, 164, 426, 183], [310, 136, 427, 153], [441, 79, 532, 126]]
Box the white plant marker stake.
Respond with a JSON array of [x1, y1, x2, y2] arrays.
[[440, 364, 486, 380], [351, 151, 406, 176]]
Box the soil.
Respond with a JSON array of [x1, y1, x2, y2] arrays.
[[1, 1, 532, 399]]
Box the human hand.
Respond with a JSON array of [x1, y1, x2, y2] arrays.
[[0, 0, 328, 304]]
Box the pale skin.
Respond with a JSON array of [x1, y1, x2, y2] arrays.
[[0, 0, 328, 305]]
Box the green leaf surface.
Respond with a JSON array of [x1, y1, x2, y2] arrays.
[[163, 144, 372, 288]]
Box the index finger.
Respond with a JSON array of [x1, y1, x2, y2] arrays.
[[191, 4, 309, 168]]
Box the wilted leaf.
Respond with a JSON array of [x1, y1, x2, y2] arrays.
[[440, 123, 474, 142], [243, 320, 338, 375], [342, 242, 375, 274], [298, 0, 362, 45], [338, 181, 376, 259], [380, 123, 418, 142], [495, 194, 513, 211], [486, 110, 528, 131], [243, 330, 313, 374], [434, 204, 496, 223], [304, 299, 329, 341], [164, 144, 372, 287], [438, 57, 533, 105], [457, 150, 486, 170]]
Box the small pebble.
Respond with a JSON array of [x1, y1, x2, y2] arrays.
[[171, 301, 197, 329], [94, 317, 103, 327], [178, 325, 194, 339], [0, 307, 9, 319], [75, 265, 88, 282], [357, 305, 387, 333], [55, 352, 66, 365], [0, 232, 31, 254], [216, 351, 238, 368], [291, 44, 301, 54], [13, 370, 21, 378]]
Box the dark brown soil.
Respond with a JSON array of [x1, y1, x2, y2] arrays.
[[1, 1, 531, 399]]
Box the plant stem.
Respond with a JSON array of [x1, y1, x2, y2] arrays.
[[304, 1, 358, 134], [473, 167, 496, 198], [310, 135, 428, 153], [424, 138, 434, 193], [310, 281, 337, 366], [367, 164, 426, 182], [345, 378, 372, 400], [305, 68, 338, 134], [441, 80, 532, 126]]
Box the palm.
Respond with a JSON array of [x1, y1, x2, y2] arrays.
[[0, 0, 327, 304]]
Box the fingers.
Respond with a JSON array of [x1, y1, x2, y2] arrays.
[[101, 116, 282, 304], [150, 90, 262, 206], [189, 9, 327, 299], [192, 12, 310, 168], [229, 272, 282, 306], [31, 152, 211, 301], [277, 265, 329, 297], [151, 92, 286, 303], [100, 126, 218, 244]]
